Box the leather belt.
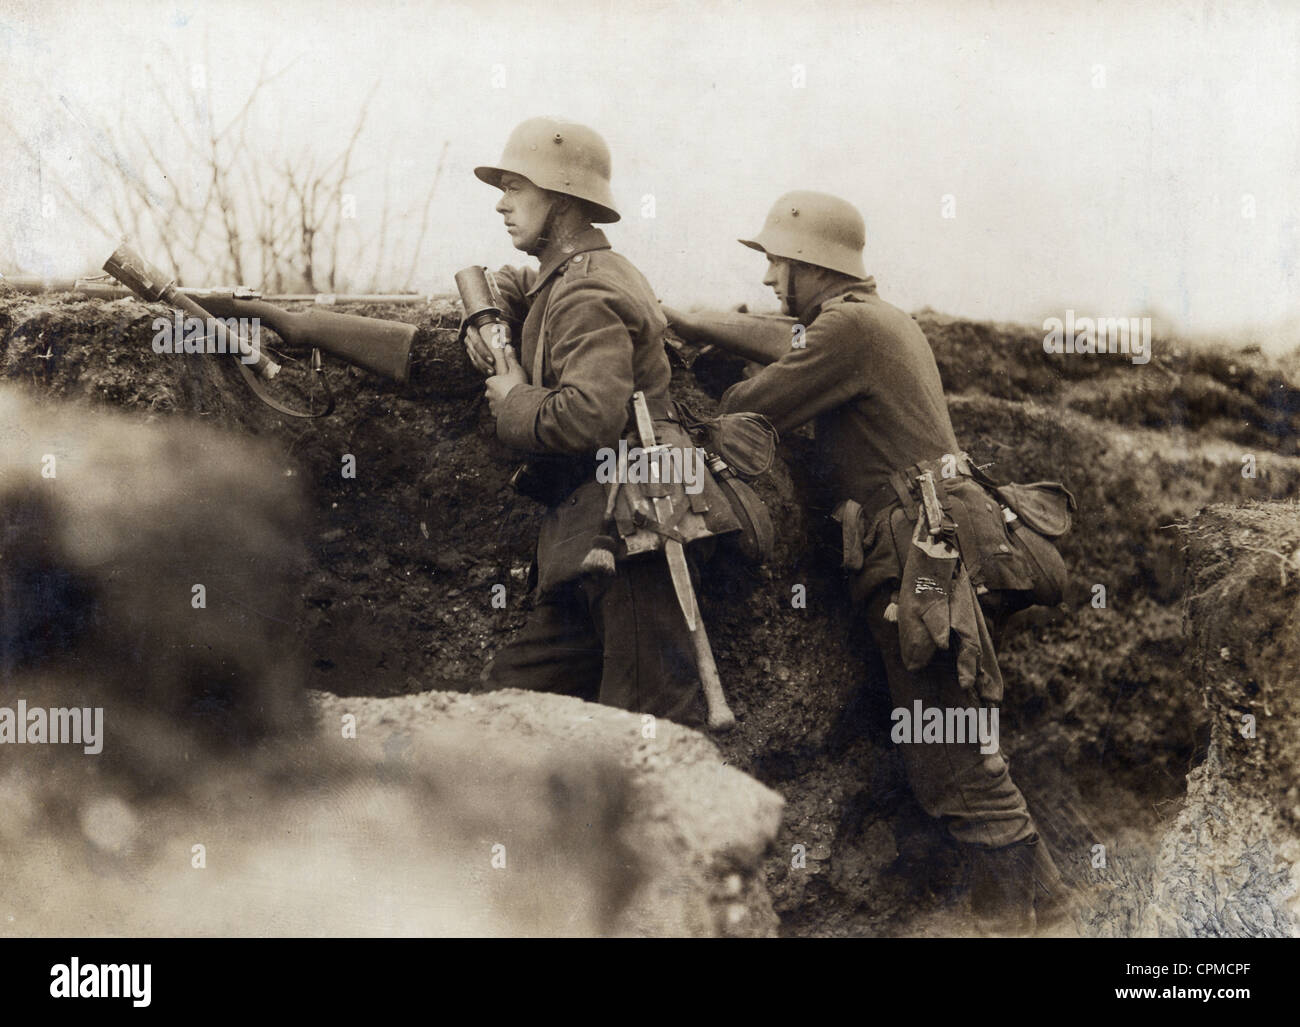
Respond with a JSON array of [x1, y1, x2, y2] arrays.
[[856, 480, 900, 528]]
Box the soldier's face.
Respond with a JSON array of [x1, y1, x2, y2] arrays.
[[763, 257, 795, 314], [496, 173, 551, 253]]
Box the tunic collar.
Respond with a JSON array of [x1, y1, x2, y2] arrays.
[[799, 275, 877, 323], [525, 226, 612, 297]]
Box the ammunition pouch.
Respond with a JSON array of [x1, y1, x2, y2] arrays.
[[838, 452, 1076, 615], [509, 454, 590, 507]]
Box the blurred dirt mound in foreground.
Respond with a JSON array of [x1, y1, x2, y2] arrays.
[[309, 689, 783, 936], [0, 384, 308, 782], [0, 382, 780, 936], [1, 694, 781, 937]]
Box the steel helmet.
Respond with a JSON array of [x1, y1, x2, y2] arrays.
[[739, 191, 866, 279], [474, 117, 620, 223]]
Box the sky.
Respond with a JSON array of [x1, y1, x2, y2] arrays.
[[1, 0, 1297, 344]]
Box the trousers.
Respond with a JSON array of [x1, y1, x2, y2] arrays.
[[865, 586, 1037, 849], [481, 554, 701, 725]]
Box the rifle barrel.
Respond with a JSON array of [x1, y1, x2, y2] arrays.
[[1, 275, 436, 306]]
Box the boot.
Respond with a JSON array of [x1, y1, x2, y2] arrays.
[[1027, 837, 1077, 933], [969, 835, 1073, 935], [969, 840, 1036, 935]]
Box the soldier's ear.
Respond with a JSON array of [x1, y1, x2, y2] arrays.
[[551, 192, 598, 226]]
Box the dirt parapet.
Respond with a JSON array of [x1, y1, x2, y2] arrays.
[[1136, 503, 1300, 936], [5, 292, 1300, 935]]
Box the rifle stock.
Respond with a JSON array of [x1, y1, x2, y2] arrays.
[[189, 293, 415, 384]]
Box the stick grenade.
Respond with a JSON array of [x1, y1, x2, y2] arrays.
[[454, 266, 511, 376], [103, 242, 279, 379], [631, 391, 736, 731]]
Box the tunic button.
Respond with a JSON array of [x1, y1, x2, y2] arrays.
[[998, 543, 1010, 552]]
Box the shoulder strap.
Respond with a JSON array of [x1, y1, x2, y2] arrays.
[[531, 277, 560, 386]]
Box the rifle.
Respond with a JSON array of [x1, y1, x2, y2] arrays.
[[101, 244, 416, 418], [0, 273, 436, 306], [661, 306, 796, 366]]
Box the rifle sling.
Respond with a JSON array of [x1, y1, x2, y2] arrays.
[[236, 356, 336, 419]]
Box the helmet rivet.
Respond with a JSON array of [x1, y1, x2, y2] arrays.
[[554, 133, 563, 144], [791, 208, 800, 216]]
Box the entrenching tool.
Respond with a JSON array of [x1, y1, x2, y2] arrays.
[[631, 391, 735, 731]]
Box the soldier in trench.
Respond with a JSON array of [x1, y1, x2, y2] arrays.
[[663, 190, 1074, 933], [460, 117, 738, 725]]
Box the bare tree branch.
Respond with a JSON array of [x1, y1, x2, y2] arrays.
[[401, 139, 448, 292]]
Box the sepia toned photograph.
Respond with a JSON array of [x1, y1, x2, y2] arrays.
[[0, 0, 1297, 982]]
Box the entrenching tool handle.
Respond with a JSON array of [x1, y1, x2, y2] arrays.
[[455, 265, 511, 376], [664, 541, 697, 632], [689, 592, 736, 732], [630, 391, 736, 731]]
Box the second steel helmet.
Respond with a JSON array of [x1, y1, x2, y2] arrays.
[[739, 191, 866, 279], [474, 117, 620, 223]]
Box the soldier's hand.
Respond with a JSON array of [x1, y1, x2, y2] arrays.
[[464, 322, 508, 376], [660, 303, 688, 329], [484, 344, 526, 416], [661, 303, 705, 343]]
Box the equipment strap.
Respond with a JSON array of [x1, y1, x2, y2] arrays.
[[636, 498, 694, 545], [236, 351, 335, 419], [531, 277, 561, 386]]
